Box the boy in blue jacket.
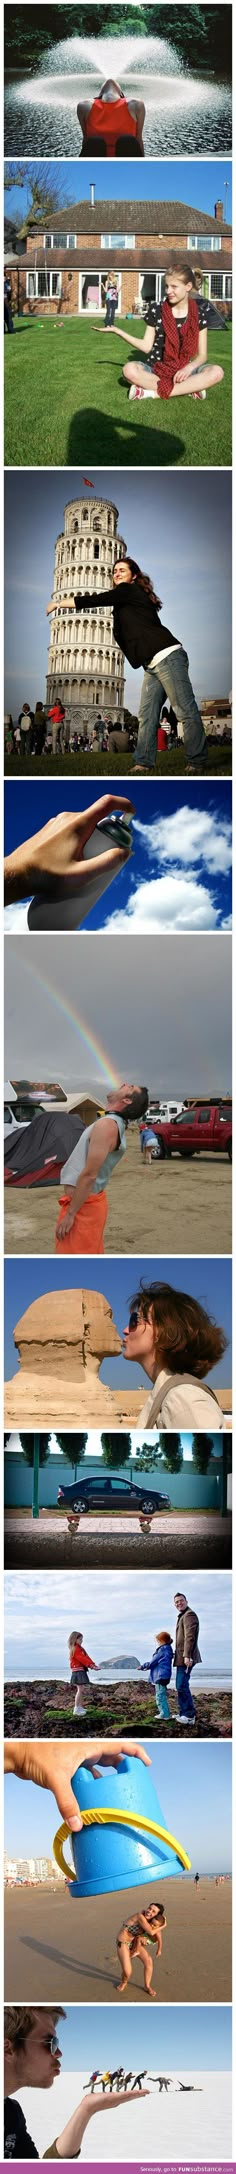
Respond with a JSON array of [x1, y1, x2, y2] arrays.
[[141, 1632, 173, 1721]]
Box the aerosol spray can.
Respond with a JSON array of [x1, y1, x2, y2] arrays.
[[27, 814, 133, 931]]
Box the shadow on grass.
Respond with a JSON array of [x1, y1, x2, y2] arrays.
[[67, 405, 185, 468]]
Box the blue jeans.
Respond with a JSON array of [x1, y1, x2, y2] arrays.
[[155, 1683, 170, 1720], [176, 1664, 195, 1718], [137, 648, 206, 767]]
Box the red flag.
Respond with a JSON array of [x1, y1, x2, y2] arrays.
[[83, 477, 94, 488]]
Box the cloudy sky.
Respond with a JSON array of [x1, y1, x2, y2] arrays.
[[5, 931, 231, 1093], [4, 1255, 232, 1388], [4, 1737, 232, 1875], [4, 467, 231, 716], [4, 779, 232, 936], [4, 1568, 231, 1679]]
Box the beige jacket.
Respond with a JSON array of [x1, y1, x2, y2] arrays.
[[139, 1368, 223, 1431], [174, 1606, 201, 1670]]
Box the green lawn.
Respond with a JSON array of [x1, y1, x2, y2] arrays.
[[4, 315, 232, 469], [5, 740, 232, 779]]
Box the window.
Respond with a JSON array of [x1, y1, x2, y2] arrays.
[[175, 1110, 198, 1126], [225, 276, 232, 298], [210, 274, 223, 297], [198, 1107, 211, 1123], [188, 234, 222, 252], [101, 232, 134, 249], [26, 270, 62, 300], [67, 234, 76, 249], [45, 233, 53, 249], [51, 230, 67, 248]]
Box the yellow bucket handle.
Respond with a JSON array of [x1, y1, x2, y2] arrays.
[[53, 1807, 191, 1881]]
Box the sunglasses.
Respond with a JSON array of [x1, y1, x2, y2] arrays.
[[128, 1308, 140, 1331], [42, 2034, 60, 2056]]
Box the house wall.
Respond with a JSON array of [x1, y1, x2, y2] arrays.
[[4, 1450, 223, 1509]]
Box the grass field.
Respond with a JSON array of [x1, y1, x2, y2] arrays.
[[5, 740, 232, 778], [4, 316, 232, 469]]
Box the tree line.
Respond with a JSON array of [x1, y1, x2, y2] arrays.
[[5, 1428, 230, 1475], [5, 5, 231, 75]]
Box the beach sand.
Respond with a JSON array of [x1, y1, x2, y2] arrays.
[[4, 1875, 232, 2005], [4, 1134, 231, 1255], [4, 1680, 232, 1740]]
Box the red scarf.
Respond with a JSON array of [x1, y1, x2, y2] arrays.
[[154, 297, 199, 399]]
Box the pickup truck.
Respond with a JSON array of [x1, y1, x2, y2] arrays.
[[140, 1104, 232, 1161]]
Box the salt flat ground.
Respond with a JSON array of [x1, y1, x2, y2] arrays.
[[4, 1139, 232, 1255], [4, 1879, 232, 2005], [17, 2070, 231, 2160]]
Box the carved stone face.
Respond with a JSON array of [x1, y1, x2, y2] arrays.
[[14, 1289, 122, 1367]]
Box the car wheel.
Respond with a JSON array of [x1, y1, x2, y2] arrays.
[[141, 1497, 153, 1513], [151, 1138, 165, 1159], [73, 1497, 86, 1512]]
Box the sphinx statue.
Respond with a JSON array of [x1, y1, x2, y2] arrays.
[[4, 1285, 141, 1428]]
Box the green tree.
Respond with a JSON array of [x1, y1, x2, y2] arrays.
[[19, 1433, 50, 1465], [159, 1432, 183, 1472], [101, 1432, 131, 1469], [135, 1439, 162, 1472], [192, 1433, 213, 1474], [56, 1432, 88, 1481]]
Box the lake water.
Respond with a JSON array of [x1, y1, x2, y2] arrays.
[[5, 70, 231, 157]]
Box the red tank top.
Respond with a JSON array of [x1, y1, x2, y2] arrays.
[[85, 96, 137, 153]]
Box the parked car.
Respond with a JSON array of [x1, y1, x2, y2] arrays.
[[140, 1103, 232, 1162], [57, 1474, 171, 1515]]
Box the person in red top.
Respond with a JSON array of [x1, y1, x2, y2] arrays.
[[77, 78, 145, 157], [47, 701, 65, 759], [68, 1630, 98, 1716]]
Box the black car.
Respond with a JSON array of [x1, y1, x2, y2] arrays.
[[57, 1475, 171, 1515]]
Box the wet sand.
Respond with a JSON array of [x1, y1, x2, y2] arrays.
[[4, 1680, 232, 1740], [4, 1135, 232, 1255], [4, 1875, 231, 2005]]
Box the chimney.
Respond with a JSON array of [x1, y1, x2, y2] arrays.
[[215, 199, 223, 222], [90, 181, 95, 208]]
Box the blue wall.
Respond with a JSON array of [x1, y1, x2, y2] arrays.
[[4, 1451, 222, 1510]]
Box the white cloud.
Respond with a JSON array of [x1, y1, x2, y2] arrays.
[[134, 806, 232, 876], [103, 873, 221, 934]]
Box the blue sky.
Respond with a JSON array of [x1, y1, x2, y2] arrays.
[[4, 157, 232, 222], [4, 1568, 232, 1679], [47, 2000, 232, 2073], [4, 1741, 232, 1875], [4, 779, 232, 935], [4, 467, 232, 715], [5, 930, 232, 1091], [4, 1254, 232, 1389]]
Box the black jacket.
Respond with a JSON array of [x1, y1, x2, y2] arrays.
[[74, 581, 177, 670], [4, 2098, 39, 2158]]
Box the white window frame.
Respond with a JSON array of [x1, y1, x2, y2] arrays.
[[78, 269, 122, 312], [26, 269, 62, 300], [188, 234, 222, 252], [101, 232, 134, 250], [43, 231, 76, 249]]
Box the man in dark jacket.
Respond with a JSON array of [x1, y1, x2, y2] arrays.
[[174, 1591, 201, 1725]]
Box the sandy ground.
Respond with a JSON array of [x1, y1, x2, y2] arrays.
[[4, 1681, 232, 1740], [4, 1510, 232, 1570], [16, 2069, 232, 2164], [4, 1137, 232, 1255], [4, 1876, 231, 2005]]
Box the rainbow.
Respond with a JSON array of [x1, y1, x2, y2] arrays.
[[12, 947, 121, 1089]]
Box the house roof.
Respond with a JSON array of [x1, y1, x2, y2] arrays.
[[21, 199, 232, 240], [16, 247, 231, 274]]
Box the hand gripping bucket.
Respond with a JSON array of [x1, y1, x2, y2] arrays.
[[53, 1753, 191, 1897]]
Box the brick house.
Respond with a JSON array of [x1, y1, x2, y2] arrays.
[[7, 189, 232, 319]]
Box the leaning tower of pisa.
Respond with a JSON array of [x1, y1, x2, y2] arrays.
[[46, 494, 127, 737]]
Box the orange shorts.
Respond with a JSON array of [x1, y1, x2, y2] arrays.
[[55, 1188, 108, 1255]]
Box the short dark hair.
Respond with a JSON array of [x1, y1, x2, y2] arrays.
[[128, 1279, 227, 1377], [125, 1087, 148, 1125]]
